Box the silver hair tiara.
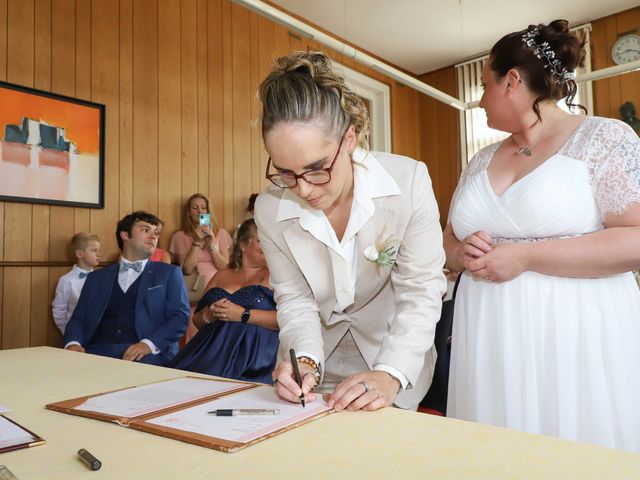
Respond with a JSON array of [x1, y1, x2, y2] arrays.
[[521, 27, 575, 85]]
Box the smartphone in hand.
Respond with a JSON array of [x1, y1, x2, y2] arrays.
[[199, 213, 212, 236], [199, 213, 211, 226]]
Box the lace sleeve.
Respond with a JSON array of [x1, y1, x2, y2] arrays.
[[584, 118, 640, 218]]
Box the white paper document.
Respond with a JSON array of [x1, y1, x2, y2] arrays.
[[0, 416, 36, 449], [75, 377, 247, 418], [147, 385, 331, 443]]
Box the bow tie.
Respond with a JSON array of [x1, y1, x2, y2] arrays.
[[78, 272, 89, 279], [119, 261, 143, 273]]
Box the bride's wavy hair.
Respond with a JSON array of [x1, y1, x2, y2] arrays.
[[489, 19, 587, 121]]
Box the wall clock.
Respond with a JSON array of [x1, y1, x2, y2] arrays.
[[611, 34, 640, 65]]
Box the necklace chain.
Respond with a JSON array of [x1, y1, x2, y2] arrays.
[[513, 109, 558, 157]]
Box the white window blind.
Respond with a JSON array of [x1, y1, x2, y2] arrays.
[[456, 24, 593, 167]]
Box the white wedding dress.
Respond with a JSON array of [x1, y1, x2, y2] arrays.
[[447, 117, 640, 451]]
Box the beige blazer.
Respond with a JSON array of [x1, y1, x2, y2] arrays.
[[255, 151, 446, 408]]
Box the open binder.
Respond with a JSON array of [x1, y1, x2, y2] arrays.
[[46, 377, 332, 453], [0, 415, 46, 454]]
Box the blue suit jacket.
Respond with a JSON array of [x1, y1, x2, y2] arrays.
[[64, 261, 190, 361]]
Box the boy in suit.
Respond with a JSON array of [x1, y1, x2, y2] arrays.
[[64, 211, 189, 366], [51, 232, 101, 334]]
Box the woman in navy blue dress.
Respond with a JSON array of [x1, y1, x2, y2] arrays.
[[171, 219, 278, 384]]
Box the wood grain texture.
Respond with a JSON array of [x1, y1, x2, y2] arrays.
[[3, 1, 632, 349], [591, 7, 640, 119]]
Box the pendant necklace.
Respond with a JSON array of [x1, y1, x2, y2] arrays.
[[513, 109, 557, 157]]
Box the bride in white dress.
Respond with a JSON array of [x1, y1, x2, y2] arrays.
[[445, 20, 640, 451]]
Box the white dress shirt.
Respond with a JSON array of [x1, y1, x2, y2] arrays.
[[52, 265, 92, 334], [284, 149, 409, 388]]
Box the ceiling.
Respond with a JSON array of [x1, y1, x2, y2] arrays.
[[268, 0, 639, 75]]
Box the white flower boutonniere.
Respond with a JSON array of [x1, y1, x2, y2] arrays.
[[364, 231, 399, 272]]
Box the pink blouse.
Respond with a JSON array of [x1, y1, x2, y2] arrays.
[[169, 229, 233, 287]]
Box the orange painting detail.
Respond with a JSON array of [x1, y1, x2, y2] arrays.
[[0, 89, 100, 153]]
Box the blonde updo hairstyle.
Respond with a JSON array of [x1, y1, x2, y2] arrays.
[[258, 51, 370, 150]]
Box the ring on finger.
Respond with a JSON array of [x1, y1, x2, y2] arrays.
[[357, 380, 369, 394]]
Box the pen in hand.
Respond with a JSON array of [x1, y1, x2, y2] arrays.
[[289, 348, 305, 407]]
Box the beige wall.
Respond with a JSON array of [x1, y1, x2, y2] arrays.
[[0, 0, 434, 349]]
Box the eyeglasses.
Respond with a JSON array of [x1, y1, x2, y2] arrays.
[[265, 127, 349, 189]]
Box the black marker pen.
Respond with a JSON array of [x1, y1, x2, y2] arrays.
[[77, 448, 102, 471]]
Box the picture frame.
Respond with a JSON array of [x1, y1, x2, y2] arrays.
[[0, 81, 105, 208]]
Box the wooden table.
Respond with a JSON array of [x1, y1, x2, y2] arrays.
[[1, 347, 638, 479]]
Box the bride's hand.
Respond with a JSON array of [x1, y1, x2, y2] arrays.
[[466, 242, 529, 282], [461, 231, 493, 263]]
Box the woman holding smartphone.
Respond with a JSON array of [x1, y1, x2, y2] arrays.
[[170, 193, 233, 341]]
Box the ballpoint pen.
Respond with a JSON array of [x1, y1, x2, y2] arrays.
[[289, 348, 305, 407], [207, 409, 279, 416]]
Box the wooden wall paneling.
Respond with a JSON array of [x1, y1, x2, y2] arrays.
[[273, 22, 289, 58], [49, 0, 76, 264], [157, 0, 181, 243], [5, 0, 34, 261], [256, 15, 275, 193], [605, 17, 622, 120], [180, 0, 198, 212], [91, 0, 120, 259], [249, 11, 261, 197], [197, 0, 209, 197], [616, 9, 640, 117], [47, 266, 65, 346], [132, 0, 158, 215], [31, 0, 52, 346], [221, 0, 234, 229], [4, 0, 35, 349], [119, 0, 133, 219], [33, 0, 51, 262], [208, 0, 225, 232], [2, 267, 30, 348], [231, 3, 251, 226], [589, 16, 609, 116], [0, 0, 6, 80], [30, 266, 48, 345], [73, 0, 91, 233]]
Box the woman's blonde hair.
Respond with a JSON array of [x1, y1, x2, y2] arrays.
[[180, 193, 219, 236], [258, 51, 370, 148]]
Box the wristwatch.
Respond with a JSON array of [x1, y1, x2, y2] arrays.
[[241, 308, 251, 323]]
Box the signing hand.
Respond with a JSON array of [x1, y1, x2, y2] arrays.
[[122, 342, 152, 362], [272, 360, 318, 404], [328, 371, 399, 412], [466, 242, 529, 282], [66, 344, 85, 353], [209, 298, 243, 322]]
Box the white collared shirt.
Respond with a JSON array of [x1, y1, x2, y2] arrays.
[[52, 264, 93, 334], [276, 148, 408, 388], [118, 258, 149, 293]]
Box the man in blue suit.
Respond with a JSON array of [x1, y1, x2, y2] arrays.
[[64, 211, 190, 366]]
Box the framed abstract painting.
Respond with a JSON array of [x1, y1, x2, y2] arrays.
[[0, 81, 105, 208]]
